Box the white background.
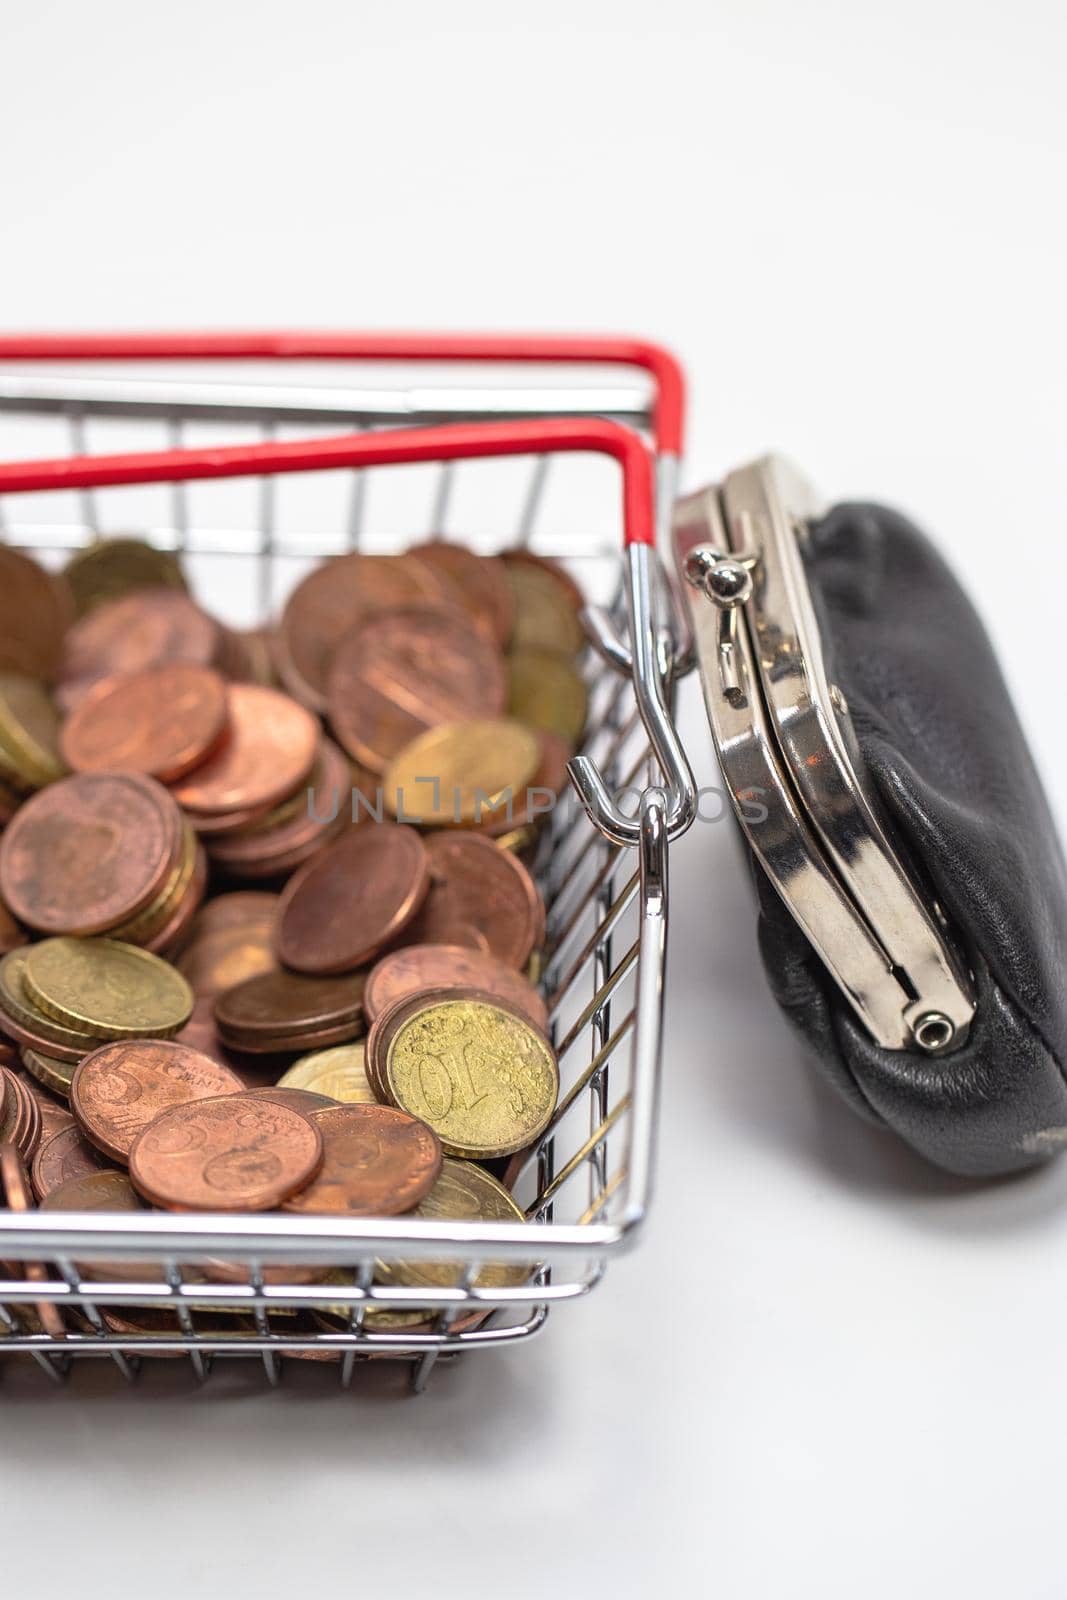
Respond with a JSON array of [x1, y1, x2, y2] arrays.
[[3, 3, 1067, 1596]]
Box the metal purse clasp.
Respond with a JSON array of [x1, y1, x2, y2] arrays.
[[673, 455, 975, 1056]]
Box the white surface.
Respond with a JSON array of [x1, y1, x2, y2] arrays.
[[3, 3, 1067, 1596]]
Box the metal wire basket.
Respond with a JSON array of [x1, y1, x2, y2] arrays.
[[0, 335, 696, 1392]]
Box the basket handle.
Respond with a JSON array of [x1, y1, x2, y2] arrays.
[[0, 417, 696, 842], [0, 331, 685, 457], [0, 416, 658, 545]]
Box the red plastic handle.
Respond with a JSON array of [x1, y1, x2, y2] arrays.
[[0, 331, 685, 456], [0, 417, 657, 548]]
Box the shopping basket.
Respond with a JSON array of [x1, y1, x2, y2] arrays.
[[0, 335, 696, 1393]]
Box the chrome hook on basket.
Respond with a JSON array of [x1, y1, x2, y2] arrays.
[[569, 540, 697, 848]]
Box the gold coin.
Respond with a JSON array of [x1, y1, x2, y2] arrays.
[[502, 558, 585, 658], [24, 937, 194, 1039], [383, 718, 539, 828], [376, 1158, 532, 1290], [382, 994, 558, 1157], [0, 947, 103, 1051], [507, 648, 588, 746], [21, 1046, 76, 1098], [64, 537, 187, 616], [277, 1042, 377, 1103], [0, 672, 66, 790], [494, 823, 540, 856]]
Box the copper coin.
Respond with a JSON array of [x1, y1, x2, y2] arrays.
[[31, 1125, 111, 1199], [275, 824, 430, 975], [143, 841, 209, 956], [243, 1087, 338, 1112], [60, 662, 229, 781], [173, 998, 255, 1076], [327, 606, 506, 774], [129, 1094, 324, 1212], [0, 771, 181, 935], [170, 684, 318, 815], [191, 892, 280, 936], [0, 1066, 42, 1163], [364, 943, 549, 1032], [177, 912, 276, 998], [71, 1039, 245, 1163], [39, 1169, 157, 1285], [277, 552, 453, 710], [409, 541, 515, 648], [204, 737, 349, 877], [0, 549, 72, 683], [0, 896, 26, 956], [17, 1073, 75, 1145], [0, 1141, 67, 1339], [282, 1103, 441, 1217], [58, 587, 221, 710], [0, 1063, 36, 1155], [214, 968, 367, 1051], [408, 831, 545, 969]]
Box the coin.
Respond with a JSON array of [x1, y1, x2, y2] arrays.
[[500, 549, 586, 658], [507, 648, 589, 745], [409, 832, 545, 969], [375, 1157, 531, 1290], [214, 968, 367, 1053], [371, 990, 558, 1158], [409, 541, 515, 647], [21, 1045, 79, 1094], [0, 948, 102, 1060], [0, 1064, 41, 1162], [0, 895, 26, 956], [177, 903, 276, 998], [243, 1086, 338, 1112], [58, 587, 222, 710], [483, 728, 572, 842], [170, 683, 318, 816], [0, 1141, 68, 1339], [0, 548, 73, 683], [142, 840, 208, 956], [365, 944, 548, 1032], [0, 771, 182, 936], [17, 1071, 75, 1143], [24, 938, 194, 1040], [277, 1043, 377, 1103], [203, 736, 348, 879], [39, 1169, 157, 1285], [64, 538, 187, 616], [60, 662, 229, 780], [327, 606, 506, 774], [192, 892, 281, 936], [107, 820, 198, 947], [277, 552, 453, 711], [31, 1124, 111, 1199], [129, 1094, 324, 1212], [71, 1038, 245, 1162], [0, 672, 66, 790], [383, 717, 540, 828], [282, 1103, 441, 1216], [275, 824, 429, 975]]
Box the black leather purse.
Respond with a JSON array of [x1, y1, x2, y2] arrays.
[[673, 458, 1067, 1176]]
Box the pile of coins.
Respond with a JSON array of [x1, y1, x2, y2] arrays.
[[0, 530, 590, 1344]]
